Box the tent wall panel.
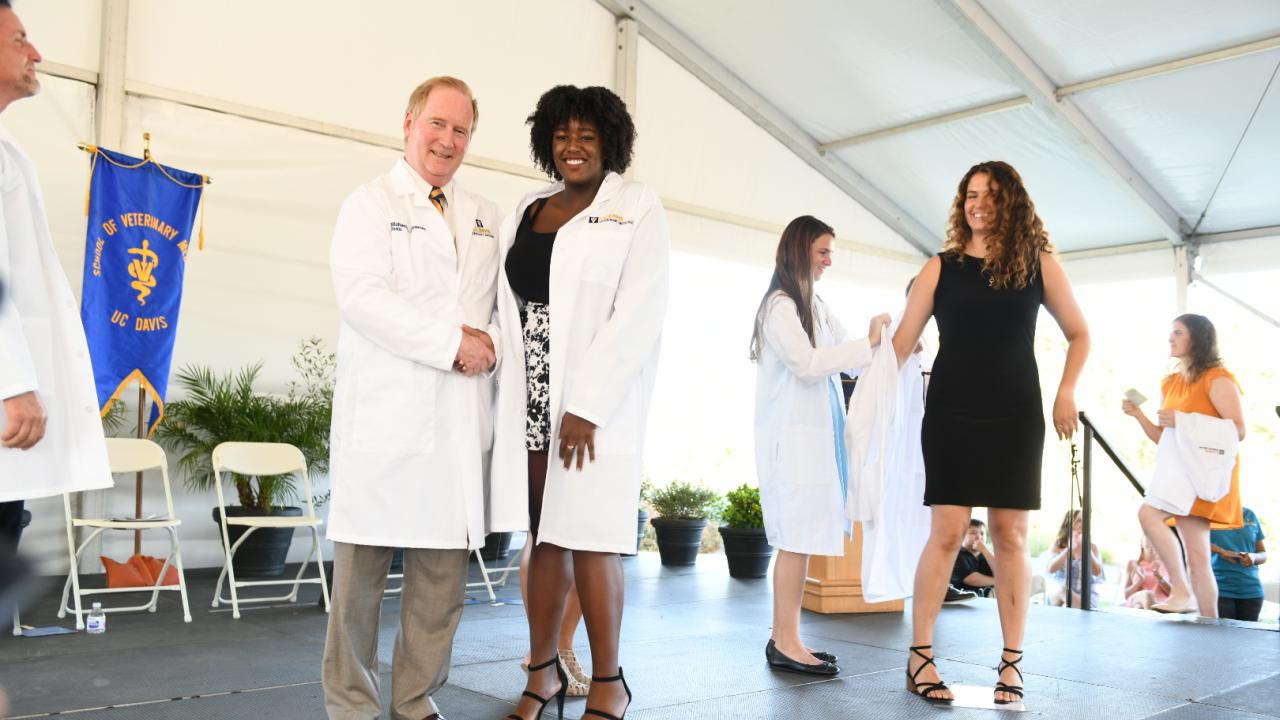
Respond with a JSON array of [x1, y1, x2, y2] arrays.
[[125, 0, 618, 172]]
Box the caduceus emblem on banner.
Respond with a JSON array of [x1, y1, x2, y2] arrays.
[[79, 146, 207, 435]]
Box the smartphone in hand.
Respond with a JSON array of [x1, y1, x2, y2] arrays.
[[1124, 388, 1147, 406]]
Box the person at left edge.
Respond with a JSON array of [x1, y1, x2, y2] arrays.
[[0, 0, 111, 585], [323, 76, 501, 720]]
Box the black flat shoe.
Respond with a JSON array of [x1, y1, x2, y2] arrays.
[[765, 639, 839, 676], [811, 650, 838, 663]]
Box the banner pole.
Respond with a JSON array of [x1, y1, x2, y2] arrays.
[[134, 385, 145, 554]]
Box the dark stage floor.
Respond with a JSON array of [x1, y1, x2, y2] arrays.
[[2, 546, 1276, 719]]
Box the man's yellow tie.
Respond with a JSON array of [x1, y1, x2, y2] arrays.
[[430, 186, 447, 215]]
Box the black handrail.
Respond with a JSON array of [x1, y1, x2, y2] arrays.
[[1078, 412, 1144, 496], [1068, 412, 1146, 611]]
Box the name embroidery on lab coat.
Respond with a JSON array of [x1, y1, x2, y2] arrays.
[[587, 214, 632, 226]]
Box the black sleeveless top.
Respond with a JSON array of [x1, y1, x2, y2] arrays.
[[927, 252, 1044, 413], [505, 198, 555, 304]]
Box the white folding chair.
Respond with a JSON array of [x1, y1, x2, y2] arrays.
[[210, 442, 329, 619], [58, 438, 192, 628], [465, 535, 523, 603]]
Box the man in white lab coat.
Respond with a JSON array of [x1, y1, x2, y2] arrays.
[[0, 0, 111, 568], [322, 76, 502, 720]]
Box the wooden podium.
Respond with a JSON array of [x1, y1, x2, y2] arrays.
[[802, 522, 905, 614]]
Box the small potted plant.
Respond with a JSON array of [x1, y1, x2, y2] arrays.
[[718, 484, 773, 578], [648, 480, 721, 566], [624, 477, 654, 558]]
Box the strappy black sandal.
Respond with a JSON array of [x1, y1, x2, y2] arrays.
[[994, 647, 1024, 705], [582, 666, 632, 720], [905, 645, 952, 703], [507, 655, 567, 720]]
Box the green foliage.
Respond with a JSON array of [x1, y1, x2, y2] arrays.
[[720, 484, 764, 528], [648, 480, 722, 520], [100, 397, 130, 436], [155, 338, 334, 513]]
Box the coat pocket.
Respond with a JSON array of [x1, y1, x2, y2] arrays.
[[780, 427, 836, 486], [581, 228, 630, 288], [351, 354, 435, 454]]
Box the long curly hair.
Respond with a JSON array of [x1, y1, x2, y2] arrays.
[[749, 216, 833, 361], [1171, 313, 1223, 382], [526, 85, 636, 181], [942, 161, 1054, 290]]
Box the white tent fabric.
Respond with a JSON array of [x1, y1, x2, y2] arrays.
[[642, 0, 1280, 254], [4, 0, 1276, 573]]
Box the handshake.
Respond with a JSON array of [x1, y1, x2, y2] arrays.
[[454, 324, 495, 376]]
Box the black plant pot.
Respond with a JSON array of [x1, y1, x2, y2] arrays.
[[212, 506, 302, 578], [650, 517, 707, 566], [718, 526, 774, 579], [480, 532, 513, 562], [623, 510, 650, 557]]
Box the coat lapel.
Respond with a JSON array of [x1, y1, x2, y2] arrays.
[[451, 185, 478, 273]]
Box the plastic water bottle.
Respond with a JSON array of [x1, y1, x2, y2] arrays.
[[86, 602, 106, 634]]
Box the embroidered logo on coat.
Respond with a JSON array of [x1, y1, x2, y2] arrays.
[[472, 218, 494, 238], [587, 213, 632, 226]]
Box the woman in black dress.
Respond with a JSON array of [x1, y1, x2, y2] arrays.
[[891, 161, 1089, 705]]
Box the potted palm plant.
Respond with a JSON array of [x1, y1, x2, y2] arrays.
[[157, 338, 333, 577], [648, 480, 721, 566], [718, 484, 773, 578]]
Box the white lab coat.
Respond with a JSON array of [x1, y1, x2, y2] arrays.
[[754, 293, 871, 557], [489, 173, 669, 553], [327, 159, 502, 550], [847, 328, 932, 603], [1144, 411, 1238, 516], [0, 124, 111, 502]]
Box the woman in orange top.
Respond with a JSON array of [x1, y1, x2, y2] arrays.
[[1123, 314, 1245, 617]]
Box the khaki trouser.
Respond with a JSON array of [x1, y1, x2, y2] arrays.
[[322, 542, 469, 720]]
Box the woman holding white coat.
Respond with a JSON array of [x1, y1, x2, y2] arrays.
[[750, 215, 889, 677], [490, 86, 668, 720]]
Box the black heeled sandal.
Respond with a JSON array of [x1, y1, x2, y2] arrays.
[[905, 645, 952, 703], [994, 647, 1024, 704], [581, 667, 632, 720], [507, 655, 567, 720]]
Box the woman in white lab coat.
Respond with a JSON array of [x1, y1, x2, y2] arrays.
[[491, 86, 668, 720], [750, 215, 888, 677]]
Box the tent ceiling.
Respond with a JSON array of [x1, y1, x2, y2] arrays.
[[622, 0, 1280, 255]]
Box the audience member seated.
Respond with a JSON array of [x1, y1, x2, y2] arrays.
[[1123, 536, 1171, 610], [1210, 506, 1268, 621], [1046, 510, 1105, 608], [951, 519, 995, 598]]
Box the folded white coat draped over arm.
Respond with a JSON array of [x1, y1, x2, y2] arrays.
[[1145, 411, 1238, 514], [845, 320, 931, 603]]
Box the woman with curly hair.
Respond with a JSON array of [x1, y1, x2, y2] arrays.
[[489, 85, 668, 720], [891, 161, 1089, 705], [1122, 313, 1246, 617]]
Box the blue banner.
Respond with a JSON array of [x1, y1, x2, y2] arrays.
[[79, 147, 206, 435]]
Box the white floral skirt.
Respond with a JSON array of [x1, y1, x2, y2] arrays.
[[520, 301, 551, 451]]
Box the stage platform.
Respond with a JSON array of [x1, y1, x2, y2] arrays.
[[2, 549, 1276, 719]]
